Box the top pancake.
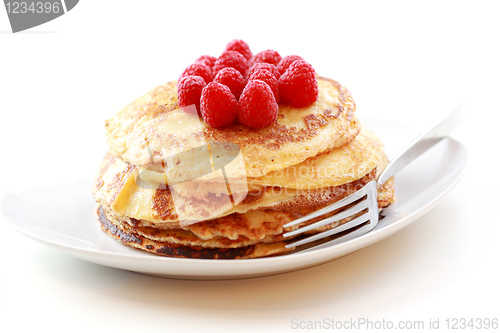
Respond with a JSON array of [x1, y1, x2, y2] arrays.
[[105, 77, 357, 179]]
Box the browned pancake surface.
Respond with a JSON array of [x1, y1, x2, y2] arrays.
[[105, 77, 358, 178]]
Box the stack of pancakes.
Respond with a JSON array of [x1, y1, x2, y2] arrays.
[[93, 77, 395, 259]]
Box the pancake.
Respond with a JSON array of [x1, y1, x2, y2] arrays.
[[96, 165, 394, 242], [96, 170, 394, 259], [93, 152, 300, 224], [249, 124, 385, 189], [105, 77, 358, 180], [99, 204, 356, 248], [92, 125, 388, 225], [97, 206, 291, 259], [93, 73, 397, 259]]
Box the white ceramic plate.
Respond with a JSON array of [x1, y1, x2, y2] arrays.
[[1, 118, 467, 280]]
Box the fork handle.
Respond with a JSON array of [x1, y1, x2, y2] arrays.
[[378, 102, 465, 185]]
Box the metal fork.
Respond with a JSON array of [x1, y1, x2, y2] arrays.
[[283, 103, 465, 249]]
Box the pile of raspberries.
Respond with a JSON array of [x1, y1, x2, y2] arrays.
[[177, 39, 319, 129]]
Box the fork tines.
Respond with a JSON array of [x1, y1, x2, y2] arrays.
[[283, 181, 379, 249]]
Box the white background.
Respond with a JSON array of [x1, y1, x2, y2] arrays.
[[1, 1, 499, 332]]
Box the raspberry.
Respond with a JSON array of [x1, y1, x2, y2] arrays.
[[213, 67, 246, 100], [177, 75, 206, 115], [250, 49, 282, 67], [238, 80, 278, 129], [279, 60, 318, 108], [200, 82, 238, 128], [224, 39, 253, 61], [213, 51, 249, 77], [245, 62, 280, 80], [248, 68, 279, 103], [277, 55, 304, 75], [195, 55, 217, 69], [179, 62, 213, 84]]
